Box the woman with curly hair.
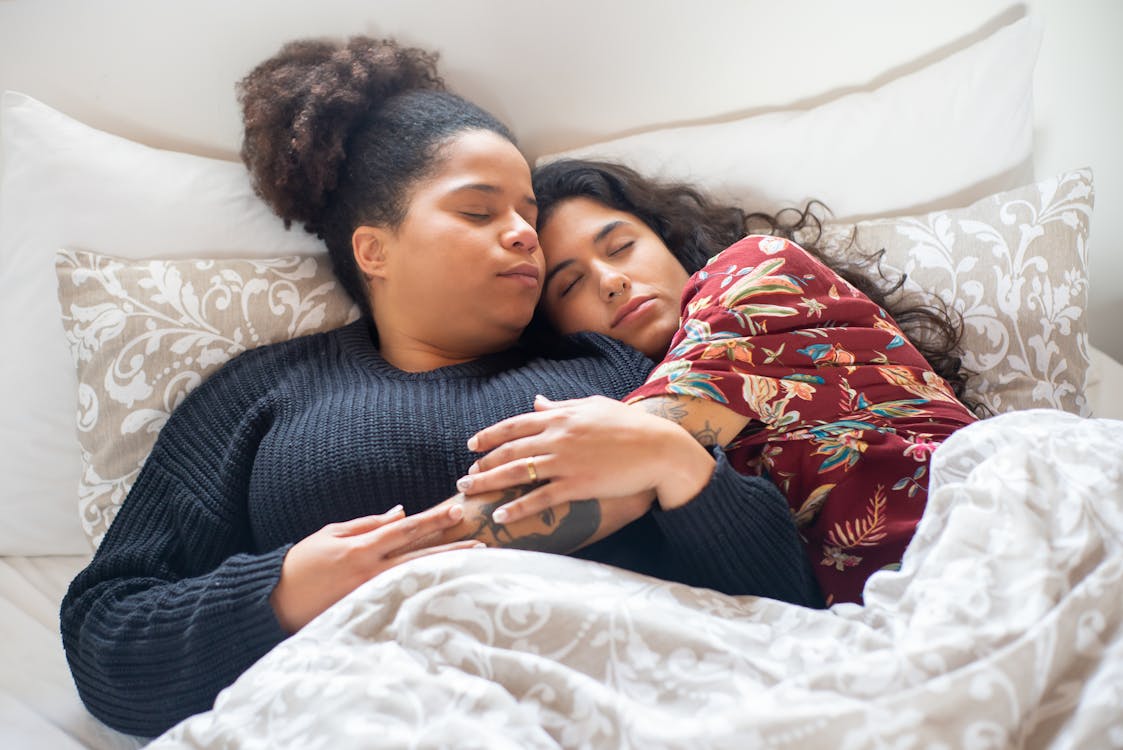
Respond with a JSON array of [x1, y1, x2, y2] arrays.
[[59, 40, 822, 738], [459, 159, 980, 607]]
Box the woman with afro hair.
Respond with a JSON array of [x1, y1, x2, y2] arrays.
[[60, 37, 821, 738]]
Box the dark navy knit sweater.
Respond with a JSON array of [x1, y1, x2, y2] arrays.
[[60, 320, 820, 738]]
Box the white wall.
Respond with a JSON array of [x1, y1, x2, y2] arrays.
[[1028, 0, 1123, 359], [0, 0, 1120, 358]]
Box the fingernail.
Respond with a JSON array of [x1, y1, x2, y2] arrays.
[[456, 476, 472, 492], [468, 462, 479, 475], [472, 542, 486, 549], [535, 393, 548, 402], [385, 504, 404, 516], [467, 435, 479, 451], [448, 504, 463, 521], [492, 507, 508, 524]]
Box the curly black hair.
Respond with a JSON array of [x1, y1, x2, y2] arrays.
[[237, 36, 515, 315], [531, 158, 979, 410]]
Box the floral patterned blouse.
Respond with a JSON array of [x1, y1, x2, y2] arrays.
[[627, 235, 978, 605]]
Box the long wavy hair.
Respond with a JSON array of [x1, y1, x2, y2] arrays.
[[531, 158, 979, 410]]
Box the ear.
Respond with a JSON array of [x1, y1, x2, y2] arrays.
[[352, 226, 391, 280]]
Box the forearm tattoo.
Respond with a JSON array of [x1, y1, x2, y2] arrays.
[[639, 397, 688, 422], [460, 484, 602, 554], [639, 397, 724, 446], [688, 419, 723, 447]]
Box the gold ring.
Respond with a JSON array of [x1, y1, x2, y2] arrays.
[[525, 456, 538, 483]]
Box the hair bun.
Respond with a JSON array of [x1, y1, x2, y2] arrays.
[[237, 36, 445, 232]]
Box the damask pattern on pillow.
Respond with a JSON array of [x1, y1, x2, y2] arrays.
[[810, 168, 1093, 416], [56, 251, 359, 547]]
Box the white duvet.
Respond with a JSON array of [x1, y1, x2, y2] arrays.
[[151, 410, 1123, 749]]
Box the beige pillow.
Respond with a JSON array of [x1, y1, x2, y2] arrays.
[[55, 251, 359, 548], [810, 168, 1094, 416]]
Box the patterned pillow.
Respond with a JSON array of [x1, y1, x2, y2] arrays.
[[55, 251, 359, 548], [55, 169, 1093, 546], [809, 168, 1093, 416]]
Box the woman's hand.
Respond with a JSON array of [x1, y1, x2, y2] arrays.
[[457, 395, 716, 524], [270, 504, 483, 634], [402, 486, 657, 555]]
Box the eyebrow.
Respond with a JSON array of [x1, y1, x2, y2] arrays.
[[543, 259, 575, 293], [448, 183, 537, 207], [543, 220, 625, 293], [594, 220, 624, 243]]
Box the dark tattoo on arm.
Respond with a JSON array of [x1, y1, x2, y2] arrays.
[[639, 396, 725, 446], [639, 397, 688, 422], [689, 419, 723, 447], [459, 484, 603, 554]]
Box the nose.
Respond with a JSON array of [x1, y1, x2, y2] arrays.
[[596, 263, 630, 301], [502, 213, 539, 255]]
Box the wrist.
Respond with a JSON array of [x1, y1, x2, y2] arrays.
[[654, 422, 716, 510]]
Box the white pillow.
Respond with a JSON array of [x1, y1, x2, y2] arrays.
[[539, 17, 1042, 222], [0, 91, 326, 555]]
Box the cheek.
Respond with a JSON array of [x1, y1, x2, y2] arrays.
[[531, 250, 547, 274], [658, 257, 691, 293], [544, 301, 582, 335], [545, 292, 599, 335]]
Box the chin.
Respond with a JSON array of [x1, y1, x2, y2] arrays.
[[629, 335, 666, 360], [634, 324, 675, 359], [502, 313, 538, 339]]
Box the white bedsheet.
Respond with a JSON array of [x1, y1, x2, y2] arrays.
[[147, 409, 1123, 749], [0, 555, 140, 750]]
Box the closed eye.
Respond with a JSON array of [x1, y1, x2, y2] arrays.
[[559, 274, 583, 298], [608, 241, 634, 256], [460, 211, 490, 221]]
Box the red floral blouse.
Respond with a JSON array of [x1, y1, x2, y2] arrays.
[[627, 235, 977, 605]]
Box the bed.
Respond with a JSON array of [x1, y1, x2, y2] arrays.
[[1, 2, 1122, 748]]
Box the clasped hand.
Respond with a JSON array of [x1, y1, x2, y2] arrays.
[[457, 394, 716, 524]]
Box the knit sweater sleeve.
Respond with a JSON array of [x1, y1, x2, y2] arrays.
[[59, 344, 295, 738], [649, 448, 824, 607]]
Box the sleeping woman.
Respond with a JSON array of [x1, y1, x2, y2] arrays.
[[458, 159, 980, 607], [60, 39, 820, 739]]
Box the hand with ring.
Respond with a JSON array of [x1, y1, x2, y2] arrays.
[[456, 394, 716, 525]]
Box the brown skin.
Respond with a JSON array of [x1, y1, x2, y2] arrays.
[[538, 197, 690, 359], [353, 129, 544, 372], [270, 505, 484, 634]]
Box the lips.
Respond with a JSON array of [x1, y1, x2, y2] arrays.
[[498, 263, 541, 283], [611, 295, 655, 328]]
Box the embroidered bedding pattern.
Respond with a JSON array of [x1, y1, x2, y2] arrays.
[[147, 410, 1123, 748], [55, 252, 358, 548], [812, 168, 1094, 416]]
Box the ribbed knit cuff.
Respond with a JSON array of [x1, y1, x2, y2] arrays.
[[651, 448, 824, 607], [209, 543, 294, 656], [80, 544, 293, 738]]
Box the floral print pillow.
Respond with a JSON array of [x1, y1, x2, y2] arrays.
[[55, 251, 359, 548], [811, 168, 1094, 417]]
